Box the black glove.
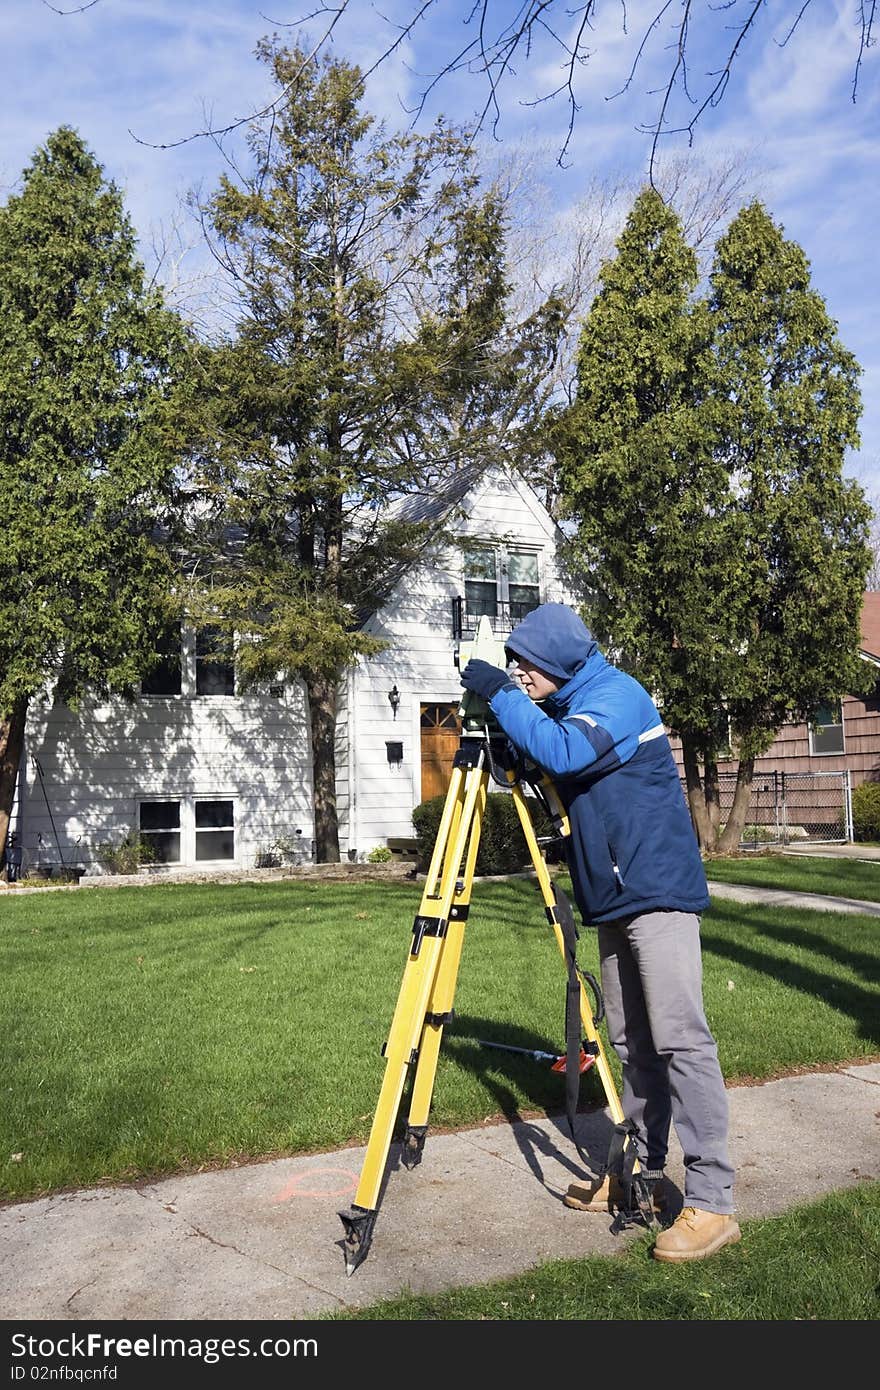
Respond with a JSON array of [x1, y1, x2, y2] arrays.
[[459, 659, 515, 702]]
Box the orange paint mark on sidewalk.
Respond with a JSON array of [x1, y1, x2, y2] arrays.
[[271, 1166, 359, 1203]]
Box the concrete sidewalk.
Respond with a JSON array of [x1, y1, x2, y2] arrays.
[[2, 1063, 878, 1322], [706, 879, 880, 916]]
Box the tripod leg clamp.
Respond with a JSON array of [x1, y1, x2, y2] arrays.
[[411, 914, 447, 956]]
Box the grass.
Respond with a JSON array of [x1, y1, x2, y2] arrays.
[[328, 1182, 880, 1321], [2, 874, 878, 1202], [705, 851, 880, 901]]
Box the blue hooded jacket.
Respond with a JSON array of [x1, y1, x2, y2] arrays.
[[485, 603, 709, 925]]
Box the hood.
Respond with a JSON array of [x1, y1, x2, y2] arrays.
[[505, 603, 598, 682]]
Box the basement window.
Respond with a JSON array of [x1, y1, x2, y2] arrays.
[[139, 801, 181, 863], [195, 800, 235, 861]]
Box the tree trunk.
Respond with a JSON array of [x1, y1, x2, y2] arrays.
[[704, 755, 722, 841], [0, 697, 28, 877], [718, 755, 755, 852], [682, 733, 714, 851], [307, 673, 340, 863]]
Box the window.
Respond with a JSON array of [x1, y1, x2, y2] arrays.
[[809, 702, 845, 756], [420, 704, 461, 730], [506, 550, 539, 621], [141, 622, 182, 696], [464, 546, 499, 618], [862, 673, 880, 713], [139, 801, 181, 863], [196, 626, 235, 696], [195, 800, 235, 861], [462, 545, 540, 623]]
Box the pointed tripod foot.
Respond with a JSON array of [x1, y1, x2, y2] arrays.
[[609, 1178, 660, 1234], [339, 1205, 377, 1275], [632, 1178, 659, 1229], [401, 1124, 427, 1170]]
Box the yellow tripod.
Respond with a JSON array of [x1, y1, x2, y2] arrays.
[[338, 640, 653, 1273]]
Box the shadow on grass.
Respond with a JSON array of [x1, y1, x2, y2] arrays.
[[702, 904, 880, 1047]]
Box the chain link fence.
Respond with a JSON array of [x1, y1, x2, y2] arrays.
[[682, 770, 852, 847]]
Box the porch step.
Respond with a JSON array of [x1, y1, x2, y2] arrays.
[[386, 837, 419, 861]]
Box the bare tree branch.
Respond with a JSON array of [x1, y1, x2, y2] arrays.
[[128, 4, 354, 149], [41, 0, 101, 12], [638, 1, 766, 183], [853, 0, 878, 101], [41, 0, 877, 167]]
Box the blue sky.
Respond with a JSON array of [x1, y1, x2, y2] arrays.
[[1, 0, 878, 490]]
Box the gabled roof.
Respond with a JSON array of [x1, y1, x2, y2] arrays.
[[387, 459, 490, 526], [358, 460, 562, 632]]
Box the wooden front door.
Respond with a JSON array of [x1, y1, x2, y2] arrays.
[[420, 703, 461, 801]]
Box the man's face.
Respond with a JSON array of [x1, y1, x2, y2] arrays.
[[508, 654, 560, 702]]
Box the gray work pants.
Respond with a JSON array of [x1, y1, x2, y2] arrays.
[[597, 910, 735, 1215]]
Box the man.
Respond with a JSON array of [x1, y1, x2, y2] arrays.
[[459, 601, 739, 1262]]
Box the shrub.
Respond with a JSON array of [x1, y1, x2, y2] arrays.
[[272, 832, 306, 862], [97, 831, 155, 875], [367, 845, 393, 863], [852, 781, 880, 842], [412, 791, 560, 876], [741, 823, 780, 844], [254, 832, 308, 868]]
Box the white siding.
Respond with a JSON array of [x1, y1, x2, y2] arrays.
[[334, 670, 353, 857], [343, 465, 574, 857], [22, 667, 314, 875], [18, 466, 573, 870]]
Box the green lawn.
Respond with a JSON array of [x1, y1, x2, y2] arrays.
[[2, 874, 878, 1202], [329, 1182, 880, 1321], [705, 851, 880, 901]]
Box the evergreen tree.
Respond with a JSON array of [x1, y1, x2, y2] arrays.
[[192, 41, 562, 860], [700, 202, 871, 847], [0, 128, 190, 873], [554, 188, 737, 835], [556, 191, 870, 851], [402, 188, 566, 486]]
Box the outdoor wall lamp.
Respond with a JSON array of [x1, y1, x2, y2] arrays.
[[388, 684, 401, 717]]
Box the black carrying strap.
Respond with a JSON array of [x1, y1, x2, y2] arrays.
[[553, 883, 657, 1228], [605, 1119, 639, 1187], [554, 883, 594, 1168]]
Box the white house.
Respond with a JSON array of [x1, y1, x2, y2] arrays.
[[13, 463, 571, 877]]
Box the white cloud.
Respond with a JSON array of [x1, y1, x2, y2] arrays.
[[2, 0, 877, 483]]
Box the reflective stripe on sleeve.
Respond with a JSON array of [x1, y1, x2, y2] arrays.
[[637, 724, 666, 744]]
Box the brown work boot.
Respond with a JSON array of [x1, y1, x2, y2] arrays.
[[564, 1172, 668, 1213], [652, 1207, 741, 1262]]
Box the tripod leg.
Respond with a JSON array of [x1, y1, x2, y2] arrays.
[[509, 775, 657, 1226], [403, 766, 487, 1166], [339, 750, 489, 1274], [508, 778, 623, 1121]]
